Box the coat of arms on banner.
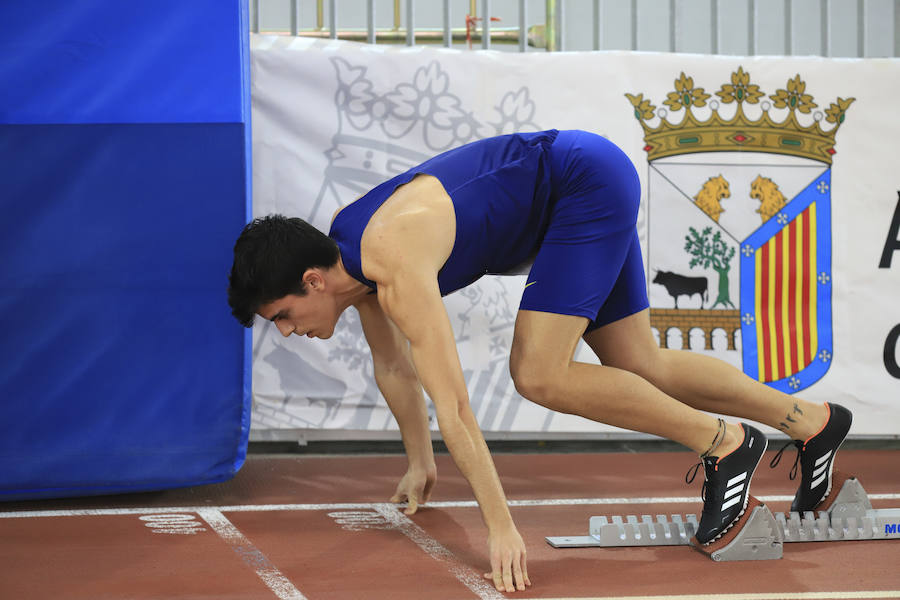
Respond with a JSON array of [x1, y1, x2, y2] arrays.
[[627, 69, 853, 393]]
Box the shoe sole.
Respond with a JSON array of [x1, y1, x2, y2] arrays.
[[702, 436, 769, 546]]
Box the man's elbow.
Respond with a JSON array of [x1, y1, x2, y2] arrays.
[[373, 360, 417, 382]]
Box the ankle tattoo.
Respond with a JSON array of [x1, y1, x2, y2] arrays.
[[779, 403, 804, 433]]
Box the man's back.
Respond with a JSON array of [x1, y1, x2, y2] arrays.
[[329, 130, 560, 295]]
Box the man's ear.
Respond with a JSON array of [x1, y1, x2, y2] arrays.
[[302, 269, 324, 291]]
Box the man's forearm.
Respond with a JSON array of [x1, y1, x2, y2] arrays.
[[375, 366, 434, 468], [437, 404, 514, 533]]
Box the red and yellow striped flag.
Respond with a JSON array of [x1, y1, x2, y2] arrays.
[[754, 203, 818, 382]]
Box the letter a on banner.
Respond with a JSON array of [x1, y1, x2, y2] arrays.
[[878, 192, 900, 269]]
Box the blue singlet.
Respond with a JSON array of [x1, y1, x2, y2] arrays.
[[328, 129, 649, 331]]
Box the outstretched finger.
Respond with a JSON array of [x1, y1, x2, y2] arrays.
[[404, 495, 419, 515], [512, 551, 526, 591], [486, 554, 503, 592], [502, 555, 514, 593]]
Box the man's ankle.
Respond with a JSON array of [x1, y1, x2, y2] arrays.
[[797, 402, 829, 442], [714, 422, 744, 458]]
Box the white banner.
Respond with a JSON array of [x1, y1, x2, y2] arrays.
[[249, 35, 900, 436]]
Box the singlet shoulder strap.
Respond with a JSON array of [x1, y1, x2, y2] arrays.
[[327, 170, 424, 290]]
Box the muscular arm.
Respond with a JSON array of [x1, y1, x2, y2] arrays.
[[360, 175, 528, 592], [356, 294, 434, 473], [375, 271, 515, 533]]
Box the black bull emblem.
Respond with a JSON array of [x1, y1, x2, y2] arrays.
[[652, 270, 708, 309]]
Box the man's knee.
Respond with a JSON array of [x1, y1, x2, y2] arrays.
[[510, 360, 574, 413]]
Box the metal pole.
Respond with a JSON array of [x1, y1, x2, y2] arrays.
[[546, 0, 557, 51], [630, 0, 637, 51], [290, 0, 299, 36], [519, 0, 527, 51], [482, 0, 491, 49], [593, 0, 600, 50], [293, 27, 524, 44], [748, 0, 755, 55], [669, 0, 676, 52], [367, 0, 376, 44], [394, 0, 401, 30], [558, 0, 565, 51], [444, 0, 452, 47], [317, 0, 324, 31], [330, 0, 337, 39], [857, 0, 864, 57], [784, 0, 792, 55], [406, 0, 415, 46], [251, 0, 259, 33]]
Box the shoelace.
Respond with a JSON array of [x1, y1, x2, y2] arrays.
[[685, 461, 703, 485], [685, 459, 712, 504], [769, 439, 802, 480], [685, 420, 728, 506]]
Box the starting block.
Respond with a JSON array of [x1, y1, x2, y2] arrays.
[[546, 472, 900, 562]]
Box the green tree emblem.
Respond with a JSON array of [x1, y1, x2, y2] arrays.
[[685, 226, 736, 309]]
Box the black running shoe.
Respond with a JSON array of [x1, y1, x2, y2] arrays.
[[687, 423, 768, 545], [769, 402, 852, 513]]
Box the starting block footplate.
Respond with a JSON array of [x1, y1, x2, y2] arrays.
[[546, 475, 900, 560]]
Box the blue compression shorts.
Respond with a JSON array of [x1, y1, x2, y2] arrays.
[[519, 130, 649, 332]]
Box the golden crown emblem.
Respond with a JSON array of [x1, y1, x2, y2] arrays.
[[626, 67, 854, 164]]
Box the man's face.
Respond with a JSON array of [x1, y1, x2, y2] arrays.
[[257, 276, 338, 340]]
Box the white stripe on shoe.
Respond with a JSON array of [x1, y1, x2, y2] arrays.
[[721, 493, 743, 511], [810, 471, 828, 489], [810, 451, 834, 489], [814, 450, 833, 467], [726, 472, 747, 487], [724, 484, 744, 500], [720, 471, 748, 512]]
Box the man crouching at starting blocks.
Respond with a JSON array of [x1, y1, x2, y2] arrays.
[[227, 130, 853, 592]]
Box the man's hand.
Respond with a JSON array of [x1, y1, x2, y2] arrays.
[[483, 523, 530, 593], [389, 465, 436, 515]]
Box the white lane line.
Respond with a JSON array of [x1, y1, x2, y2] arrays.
[[197, 508, 307, 600], [373, 504, 505, 600], [2, 493, 899, 519], [539, 593, 900, 600]]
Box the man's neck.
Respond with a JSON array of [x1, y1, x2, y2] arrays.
[[330, 255, 373, 311]]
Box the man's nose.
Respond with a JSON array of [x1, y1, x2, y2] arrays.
[[276, 322, 293, 337]]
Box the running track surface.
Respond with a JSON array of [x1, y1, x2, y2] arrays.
[[2, 449, 899, 600]]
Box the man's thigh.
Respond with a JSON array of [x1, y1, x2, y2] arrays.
[[581, 308, 660, 374]]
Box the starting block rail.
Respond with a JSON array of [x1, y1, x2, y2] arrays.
[[546, 475, 900, 561]]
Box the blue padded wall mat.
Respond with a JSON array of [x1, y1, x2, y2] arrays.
[[0, 1, 251, 501], [0, 1, 246, 124]]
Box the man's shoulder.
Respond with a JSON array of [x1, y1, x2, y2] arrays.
[[364, 176, 454, 261]]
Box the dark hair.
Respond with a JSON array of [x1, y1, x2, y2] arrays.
[[228, 215, 340, 327]]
